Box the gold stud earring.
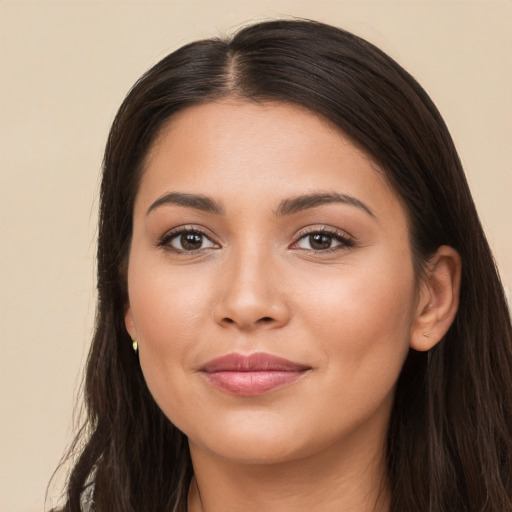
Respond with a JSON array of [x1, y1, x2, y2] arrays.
[[423, 332, 431, 338], [132, 340, 138, 353]]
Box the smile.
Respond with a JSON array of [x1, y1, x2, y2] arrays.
[[199, 352, 311, 396]]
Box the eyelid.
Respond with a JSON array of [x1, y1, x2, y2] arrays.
[[156, 225, 220, 253], [290, 226, 355, 252], [155, 224, 354, 254]]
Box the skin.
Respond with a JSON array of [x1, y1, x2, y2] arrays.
[[125, 100, 461, 511]]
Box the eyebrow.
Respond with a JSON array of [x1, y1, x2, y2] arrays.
[[275, 192, 375, 218], [146, 191, 374, 218], [147, 192, 224, 216]]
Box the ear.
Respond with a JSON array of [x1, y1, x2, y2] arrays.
[[124, 303, 138, 341], [410, 245, 461, 351]]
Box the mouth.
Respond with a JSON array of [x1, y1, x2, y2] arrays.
[[199, 352, 311, 396]]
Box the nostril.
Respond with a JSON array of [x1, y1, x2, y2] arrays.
[[219, 316, 276, 327]]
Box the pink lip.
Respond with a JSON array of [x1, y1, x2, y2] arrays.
[[200, 352, 311, 396]]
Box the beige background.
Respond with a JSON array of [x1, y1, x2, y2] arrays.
[[1, 1, 510, 510]]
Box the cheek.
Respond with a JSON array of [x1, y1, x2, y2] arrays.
[[298, 256, 416, 391], [301, 256, 415, 331], [127, 259, 215, 418], [129, 258, 212, 343]]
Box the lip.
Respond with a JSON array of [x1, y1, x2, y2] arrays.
[[199, 352, 311, 396]]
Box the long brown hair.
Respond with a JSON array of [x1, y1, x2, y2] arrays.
[[51, 19, 512, 511]]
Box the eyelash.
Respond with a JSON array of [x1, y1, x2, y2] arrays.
[[292, 227, 355, 253], [157, 227, 218, 253], [156, 226, 355, 254]]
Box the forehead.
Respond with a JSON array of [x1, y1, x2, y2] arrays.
[[137, 100, 402, 221]]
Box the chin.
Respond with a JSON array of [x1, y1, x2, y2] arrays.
[[185, 411, 343, 466], [192, 432, 313, 465]]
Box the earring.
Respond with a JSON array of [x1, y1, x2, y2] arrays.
[[423, 332, 431, 338], [132, 340, 138, 353]]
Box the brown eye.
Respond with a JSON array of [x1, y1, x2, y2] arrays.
[[294, 230, 353, 252], [164, 230, 217, 252], [309, 234, 333, 250], [180, 233, 203, 250]]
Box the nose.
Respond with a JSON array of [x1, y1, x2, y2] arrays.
[[213, 250, 290, 331]]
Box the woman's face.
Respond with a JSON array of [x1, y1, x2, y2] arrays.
[[125, 100, 420, 465]]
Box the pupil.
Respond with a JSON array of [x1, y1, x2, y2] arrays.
[[310, 234, 331, 250], [181, 233, 202, 250]]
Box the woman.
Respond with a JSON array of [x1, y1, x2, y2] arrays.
[[53, 19, 512, 511]]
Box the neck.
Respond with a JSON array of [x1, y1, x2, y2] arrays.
[[187, 429, 390, 512]]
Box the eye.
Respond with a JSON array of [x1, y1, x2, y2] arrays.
[[293, 230, 353, 252], [159, 229, 218, 253]]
